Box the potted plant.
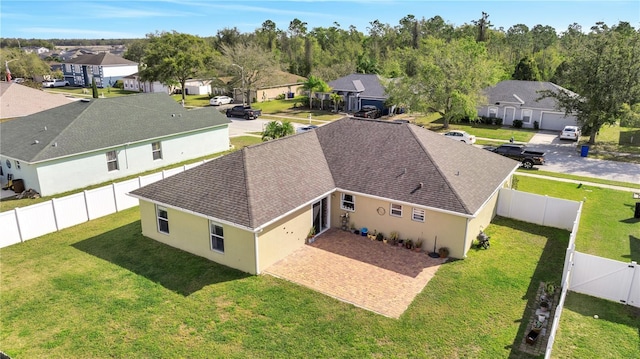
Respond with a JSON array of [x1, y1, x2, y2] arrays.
[[389, 231, 399, 245], [368, 229, 377, 240], [405, 239, 414, 250], [397, 239, 404, 247], [376, 232, 384, 241], [306, 226, 316, 243], [414, 239, 423, 252], [438, 247, 449, 258]]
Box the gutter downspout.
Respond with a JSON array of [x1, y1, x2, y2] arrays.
[[254, 230, 261, 275], [462, 217, 470, 258]]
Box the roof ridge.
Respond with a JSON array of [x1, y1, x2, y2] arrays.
[[407, 125, 471, 214], [239, 148, 255, 228], [31, 100, 94, 161]]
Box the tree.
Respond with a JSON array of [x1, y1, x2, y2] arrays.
[[299, 75, 323, 109], [261, 120, 295, 141], [539, 23, 640, 144], [472, 12, 491, 42], [330, 93, 343, 112], [140, 31, 215, 103], [0, 48, 52, 81], [123, 39, 148, 63], [386, 37, 503, 128], [512, 56, 541, 81], [219, 42, 276, 103]]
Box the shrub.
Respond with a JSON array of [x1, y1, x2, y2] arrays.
[[494, 117, 503, 126], [533, 120, 540, 130], [513, 119, 524, 128], [275, 93, 286, 100], [113, 80, 124, 89]]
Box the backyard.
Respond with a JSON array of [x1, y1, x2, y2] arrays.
[[1, 177, 638, 358]]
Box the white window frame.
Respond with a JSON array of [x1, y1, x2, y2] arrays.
[[341, 193, 355, 212], [210, 221, 225, 253], [390, 203, 403, 217], [522, 109, 532, 123], [106, 150, 118, 171], [151, 141, 162, 160], [488, 107, 498, 118], [156, 205, 169, 234], [412, 208, 425, 222]]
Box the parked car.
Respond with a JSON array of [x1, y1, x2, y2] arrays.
[[443, 130, 476, 144], [12, 78, 25, 84], [353, 105, 382, 119], [559, 125, 581, 141], [490, 144, 545, 169], [225, 105, 262, 120], [209, 96, 233, 106], [42, 79, 69, 88], [296, 125, 318, 134]]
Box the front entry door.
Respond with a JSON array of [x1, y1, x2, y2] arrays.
[[312, 197, 329, 236]]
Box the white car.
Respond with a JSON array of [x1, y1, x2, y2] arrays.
[[42, 79, 69, 88], [209, 96, 233, 106], [443, 130, 476, 144], [559, 125, 581, 141]]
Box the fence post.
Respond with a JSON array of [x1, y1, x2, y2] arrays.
[[83, 190, 91, 220], [13, 207, 24, 243], [112, 183, 119, 212], [51, 198, 60, 231], [162, 169, 167, 179], [541, 195, 549, 226]]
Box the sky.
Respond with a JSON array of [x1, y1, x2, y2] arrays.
[[0, 0, 638, 40]]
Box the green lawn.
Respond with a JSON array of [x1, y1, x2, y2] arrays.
[[1, 177, 638, 357], [44, 87, 138, 98], [517, 169, 640, 189], [585, 124, 640, 155]]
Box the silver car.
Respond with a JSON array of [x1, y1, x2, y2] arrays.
[[209, 96, 233, 106]]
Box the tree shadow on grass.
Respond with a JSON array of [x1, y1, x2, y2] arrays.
[[490, 218, 570, 359], [72, 221, 249, 296]]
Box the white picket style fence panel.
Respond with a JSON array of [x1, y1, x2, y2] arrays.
[[570, 253, 639, 308], [114, 179, 141, 211], [139, 172, 164, 186], [497, 188, 580, 230], [52, 193, 89, 230], [0, 211, 21, 247], [85, 186, 117, 220], [15, 202, 58, 241]]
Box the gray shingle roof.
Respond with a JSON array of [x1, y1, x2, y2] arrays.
[[0, 93, 230, 162], [66, 52, 138, 66], [482, 80, 574, 110], [328, 74, 388, 99], [131, 118, 518, 229]]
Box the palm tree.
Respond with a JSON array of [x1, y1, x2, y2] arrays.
[[261, 120, 295, 141], [300, 75, 322, 109], [330, 93, 343, 113]]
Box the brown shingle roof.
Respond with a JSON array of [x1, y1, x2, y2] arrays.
[[67, 52, 137, 66], [0, 82, 74, 119], [131, 118, 518, 229]]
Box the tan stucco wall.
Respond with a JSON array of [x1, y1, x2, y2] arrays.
[[257, 205, 312, 272], [139, 200, 257, 274], [465, 191, 500, 256], [255, 84, 304, 102], [332, 192, 468, 258]]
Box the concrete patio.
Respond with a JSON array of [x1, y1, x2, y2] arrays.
[[264, 228, 447, 318]]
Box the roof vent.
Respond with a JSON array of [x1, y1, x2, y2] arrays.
[[171, 114, 175, 117], [80, 98, 91, 103], [33, 140, 40, 144], [44, 126, 47, 131], [52, 142, 57, 147]]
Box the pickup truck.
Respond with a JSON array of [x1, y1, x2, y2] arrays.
[[42, 79, 69, 88], [226, 105, 262, 120], [490, 144, 545, 169], [353, 105, 382, 119]]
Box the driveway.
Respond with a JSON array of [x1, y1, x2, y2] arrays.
[[526, 132, 640, 184], [227, 116, 319, 137], [264, 228, 447, 318]]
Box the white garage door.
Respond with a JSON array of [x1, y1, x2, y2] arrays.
[[540, 112, 578, 131]]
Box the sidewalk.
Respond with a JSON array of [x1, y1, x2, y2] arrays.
[[516, 172, 639, 193]]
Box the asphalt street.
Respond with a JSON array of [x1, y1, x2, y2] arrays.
[[526, 132, 640, 184]]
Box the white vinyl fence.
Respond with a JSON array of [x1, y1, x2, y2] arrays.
[[497, 188, 581, 230], [0, 161, 209, 249]]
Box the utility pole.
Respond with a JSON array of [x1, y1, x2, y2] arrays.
[[232, 63, 245, 105]]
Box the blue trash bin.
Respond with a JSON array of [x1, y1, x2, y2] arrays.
[[580, 145, 589, 157], [361, 227, 368, 237]]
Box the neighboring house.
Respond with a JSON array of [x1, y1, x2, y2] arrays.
[[129, 118, 519, 275], [61, 52, 138, 88], [328, 74, 388, 113], [184, 79, 212, 96], [478, 80, 579, 131], [0, 82, 74, 119], [122, 73, 170, 94], [0, 93, 230, 196], [252, 70, 306, 103], [23, 46, 50, 55]]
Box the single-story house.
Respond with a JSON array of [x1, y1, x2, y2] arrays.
[[327, 74, 388, 113], [129, 118, 519, 275], [478, 80, 578, 131], [61, 52, 139, 88], [252, 70, 306, 103], [0, 82, 75, 119], [0, 93, 230, 196]]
